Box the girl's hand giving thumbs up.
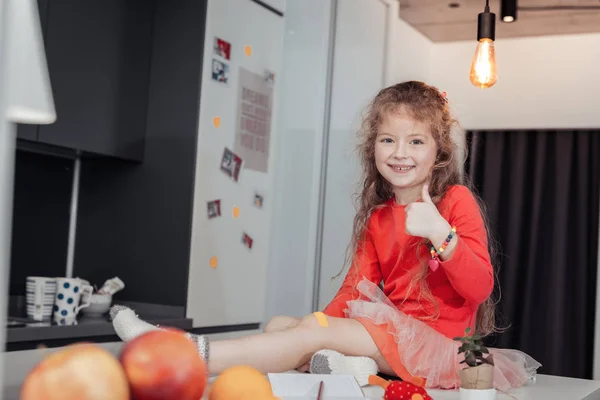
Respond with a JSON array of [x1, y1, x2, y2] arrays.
[[405, 184, 458, 260]]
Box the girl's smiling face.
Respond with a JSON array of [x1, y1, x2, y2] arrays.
[[374, 112, 438, 204]]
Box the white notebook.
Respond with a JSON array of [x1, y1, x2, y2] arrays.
[[267, 373, 366, 399]]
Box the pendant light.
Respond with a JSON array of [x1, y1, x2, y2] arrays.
[[4, 0, 56, 123], [469, 0, 498, 89], [501, 0, 517, 23]]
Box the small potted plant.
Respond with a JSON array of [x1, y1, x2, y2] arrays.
[[454, 327, 496, 399]]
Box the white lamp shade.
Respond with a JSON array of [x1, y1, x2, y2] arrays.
[[4, 0, 56, 125]]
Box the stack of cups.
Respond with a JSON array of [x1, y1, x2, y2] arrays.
[[26, 277, 57, 321]]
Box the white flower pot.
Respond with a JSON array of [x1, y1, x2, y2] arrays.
[[459, 388, 497, 400]]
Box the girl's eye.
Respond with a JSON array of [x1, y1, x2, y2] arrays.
[[410, 139, 424, 145], [381, 138, 393, 143]]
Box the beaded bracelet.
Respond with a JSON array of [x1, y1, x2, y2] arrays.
[[428, 226, 457, 272]]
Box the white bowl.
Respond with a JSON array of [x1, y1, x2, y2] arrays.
[[81, 294, 112, 317]]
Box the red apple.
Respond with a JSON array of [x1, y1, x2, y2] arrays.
[[20, 343, 130, 400], [120, 329, 207, 400]]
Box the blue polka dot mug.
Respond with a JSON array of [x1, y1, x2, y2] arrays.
[[53, 278, 93, 322]]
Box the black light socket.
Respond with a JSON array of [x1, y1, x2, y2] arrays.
[[477, 11, 496, 41], [501, 0, 517, 22]]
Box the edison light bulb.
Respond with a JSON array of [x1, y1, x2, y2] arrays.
[[469, 38, 497, 89]]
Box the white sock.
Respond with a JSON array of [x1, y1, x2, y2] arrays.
[[310, 349, 378, 387], [110, 305, 161, 342], [109, 305, 209, 363]]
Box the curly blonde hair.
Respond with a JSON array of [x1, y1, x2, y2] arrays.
[[338, 81, 498, 336]]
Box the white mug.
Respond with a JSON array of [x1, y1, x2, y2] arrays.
[[53, 278, 93, 322], [26, 277, 57, 321]]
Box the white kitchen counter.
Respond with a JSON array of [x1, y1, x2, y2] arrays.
[[5, 373, 600, 399], [361, 375, 600, 400]]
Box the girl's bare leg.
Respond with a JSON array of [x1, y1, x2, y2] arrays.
[[111, 307, 396, 380], [263, 316, 311, 372], [263, 316, 310, 372], [209, 313, 393, 375], [263, 316, 301, 333]]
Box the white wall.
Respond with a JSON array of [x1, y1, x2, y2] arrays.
[[386, 18, 433, 85], [316, 0, 391, 311], [430, 33, 600, 130], [187, 0, 284, 327], [264, 0, 333, 320]]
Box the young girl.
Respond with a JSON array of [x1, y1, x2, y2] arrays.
[[111, 81, 540, 391]]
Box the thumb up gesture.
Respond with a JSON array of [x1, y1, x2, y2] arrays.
[[405, 184, 449, 240]]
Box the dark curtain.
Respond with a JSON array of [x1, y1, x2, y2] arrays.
[[465, 129, 600, 379]]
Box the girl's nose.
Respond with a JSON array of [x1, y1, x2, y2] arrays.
[[392, 143, 408, 159]]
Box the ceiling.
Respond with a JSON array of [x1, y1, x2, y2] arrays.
[[398, 0, 600, 42]]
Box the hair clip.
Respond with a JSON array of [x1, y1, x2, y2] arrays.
[[441, 91, 449, 103]]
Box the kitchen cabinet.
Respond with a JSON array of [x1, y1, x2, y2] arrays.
[[20, 0, 154, 162], [16, 124, 38, 143], [11, 0, 210, 310]]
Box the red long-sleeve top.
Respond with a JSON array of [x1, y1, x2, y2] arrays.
[[323, 185, 494, 339]]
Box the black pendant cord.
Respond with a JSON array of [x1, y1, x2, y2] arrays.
[[478, 0, 496, 41]]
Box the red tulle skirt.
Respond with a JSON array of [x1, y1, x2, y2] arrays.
[[346, 279, 541, 392]]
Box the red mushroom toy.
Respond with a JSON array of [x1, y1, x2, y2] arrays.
[[369, 375, 433, 400]]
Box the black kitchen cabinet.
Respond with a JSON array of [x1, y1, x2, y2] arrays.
[[16, 125, 38, 142], [27, 0, 155, 161], [10, 0, 209, 310]]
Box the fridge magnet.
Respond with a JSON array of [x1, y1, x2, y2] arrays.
[[209, 256, 218, 269], [232, 206, 240, 219], [213, 116, 221, 128], [207, 199, 222, 219], [211, 59, 229, 84], [213, 37, 231, 60], [253, 192, 264, 209], [242, 232, 253, 250], [220, 147, 242, 182], [244, 45, 252, 57], [264, 69, 275, 87]]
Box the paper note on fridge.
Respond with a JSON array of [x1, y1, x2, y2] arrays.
[[267, 373, 366, 399]]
